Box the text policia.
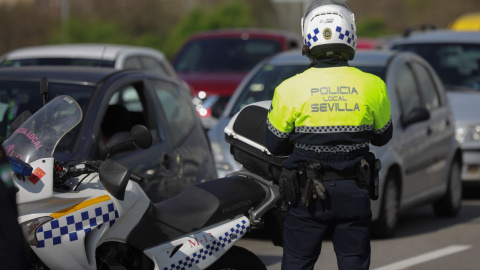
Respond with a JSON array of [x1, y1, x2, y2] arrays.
[[310, 85, 360, 113]]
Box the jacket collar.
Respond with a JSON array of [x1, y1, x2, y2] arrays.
[[311, 58, 349, 68]]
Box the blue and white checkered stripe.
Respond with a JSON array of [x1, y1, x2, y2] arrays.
[[305, 28, 321, 47], [336, 26, 356, 46], [36, 201, 119, 248], [163, 219, 249, 270]]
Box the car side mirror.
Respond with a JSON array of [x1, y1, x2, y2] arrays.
[[131, 124, 153, 149], [106, 125, 153, 159], [401, 107, 430, 128]]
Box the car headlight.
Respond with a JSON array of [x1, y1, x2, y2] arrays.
[[211, 142, 231, 171], [21, 216, 53, 246], [455, 123, 480, 144]]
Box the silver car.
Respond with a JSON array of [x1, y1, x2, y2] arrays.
[[390, 30, 480, 184], [209, 49, 462, 238], [0, 43, 178, 77]]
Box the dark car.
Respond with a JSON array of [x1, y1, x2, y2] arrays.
[[0, 66, 217, 202], [172, 28, 302, 129]]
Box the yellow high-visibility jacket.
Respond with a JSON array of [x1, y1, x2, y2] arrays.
[[266, 61, 392, 170]]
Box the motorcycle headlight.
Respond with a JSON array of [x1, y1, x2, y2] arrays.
[[211, 142, 231, 171], [455, 123, 480, 144], [20, 216, 53, 246]]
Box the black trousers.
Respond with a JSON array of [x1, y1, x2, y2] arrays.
[[281, 179, 371, 270]]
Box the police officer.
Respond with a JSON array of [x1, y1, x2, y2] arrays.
[[265, 1, 393, 269], [0, 147, 27, 269]]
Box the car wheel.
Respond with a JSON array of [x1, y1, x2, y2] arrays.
[[433, 159, 462, 217], [372, 171, 400, 239]]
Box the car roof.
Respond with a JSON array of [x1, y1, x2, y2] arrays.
[[0, 43, 166, 61], [185, 28, 302, 41], [0, 66, 122, 85], [265, 49, 396, 67], [391, 29, 480, 45]]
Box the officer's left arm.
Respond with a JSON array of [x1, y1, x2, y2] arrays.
[[265, 85, 296, 156], [371, 80, 393, 146]]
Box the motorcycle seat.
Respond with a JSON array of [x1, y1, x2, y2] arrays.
[[127, 175, 267, 250]]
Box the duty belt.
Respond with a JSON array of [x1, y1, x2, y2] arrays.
[[297, 165, 357, 187]]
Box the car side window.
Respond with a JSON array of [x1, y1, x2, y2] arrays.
[[151, 80, 196, 146], [103, 83, 158, 141], [124, 56, 143, 69], [411, 62, 440, 110], [395, 64, 422, 116], [140, 56, 168, 75]]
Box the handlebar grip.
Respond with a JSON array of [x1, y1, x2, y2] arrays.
[[130, 173, 143, 183]]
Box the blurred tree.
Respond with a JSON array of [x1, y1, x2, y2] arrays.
[[50, 18, 130, 44], [356, 16, 392, 38], [0, 0, 478, 56], [0, 3, 55, 54], [48, 0, 258, 59], [162, 0, 254, 58]]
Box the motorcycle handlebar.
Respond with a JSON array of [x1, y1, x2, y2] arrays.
[[56, 159, 142, 187], [129, 173, 143, 183]]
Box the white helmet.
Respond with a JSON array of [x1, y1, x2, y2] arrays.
[[301, 0, 357, 61]]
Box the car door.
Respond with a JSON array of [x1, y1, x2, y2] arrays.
[[147, 79, 213, 196], [410, 60, 454, 189], [95, 79, 179, 203], [392, 60, 434, 200]]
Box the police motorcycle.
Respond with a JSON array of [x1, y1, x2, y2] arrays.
[[3, 95, 285, 270]]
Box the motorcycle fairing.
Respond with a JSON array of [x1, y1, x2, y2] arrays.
[[35, 195, 118, 248], [14, 158, 54, 204], [145, 216, 250, 270]]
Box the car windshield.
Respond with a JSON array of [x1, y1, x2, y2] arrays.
[[229, 63, 385, 117], [173, 38, 283, 73], [0, 58, 115, 68], [393, 43, 480, 90], [229, 64, 308, 116], [0, 81, 95, 152]]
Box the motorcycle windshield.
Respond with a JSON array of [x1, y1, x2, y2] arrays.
[[2, 96, 82, 163]]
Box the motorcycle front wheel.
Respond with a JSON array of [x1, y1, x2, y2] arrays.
[[206, 245, 266, 270]]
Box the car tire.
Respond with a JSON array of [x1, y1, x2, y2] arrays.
[[372, 171, 400, 239], [433, 159, 462, 217]]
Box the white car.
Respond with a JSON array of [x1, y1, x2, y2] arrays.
[[0, 43, 177, 77], [209, 49, 463, 238]]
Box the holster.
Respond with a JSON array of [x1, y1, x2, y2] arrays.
[[360, 152, 381, 200], [371, 159, 381, 200], [279, 167, 300, 207], [356, 159, 370, 188]]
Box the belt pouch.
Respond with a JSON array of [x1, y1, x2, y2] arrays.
[[279, 167, 299, 207]]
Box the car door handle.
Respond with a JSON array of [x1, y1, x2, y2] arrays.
[[160, 152, 182, 176], [161, 154, 175, 170], [427, 127, 432, 135]]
